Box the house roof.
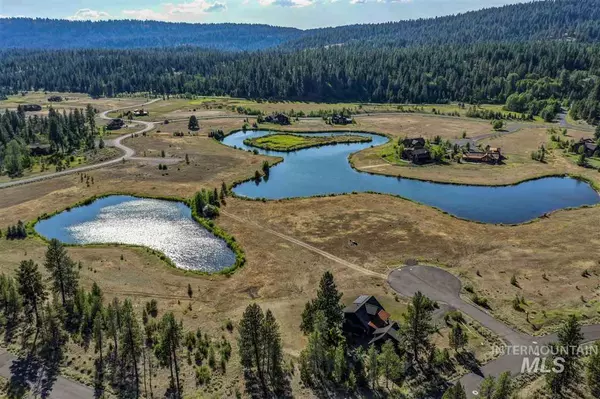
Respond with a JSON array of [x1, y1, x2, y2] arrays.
[[412, 148, 430, 156], [369, 321, 401, 344]]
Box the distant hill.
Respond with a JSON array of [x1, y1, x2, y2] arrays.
[[0, 19, 301, 51], [292, 0, 600, 49], [2, 1, 600, 50]]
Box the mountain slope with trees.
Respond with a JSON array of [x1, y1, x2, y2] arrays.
[[2, 0, 600, 50], [0, 19, 301, 51]]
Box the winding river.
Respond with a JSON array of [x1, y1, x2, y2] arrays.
[[35, 195, 236, 272], [223, 130, 600, 224]]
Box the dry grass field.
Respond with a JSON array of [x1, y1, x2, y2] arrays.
[[1, 93, 599, 397]]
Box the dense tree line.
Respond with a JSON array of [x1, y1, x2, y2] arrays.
[[0, 19, 300, 51], [1, 41, 598, 124], [0, 239, 234, 398], [0, 105, 97, 176], [3, 1, 600, 51], [288, 0, 600, 49]]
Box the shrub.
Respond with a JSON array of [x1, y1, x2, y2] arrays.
[[195, 365, 211, 385]]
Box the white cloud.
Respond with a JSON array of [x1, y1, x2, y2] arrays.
[[350, 0, 411, 3], [122, 0, 226, 21], [67, 8, 112, 21], [260, 0, 315, 7]]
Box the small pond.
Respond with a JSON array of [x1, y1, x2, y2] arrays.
[[223, 130, 600, 224], [35, 195, 236, 272]]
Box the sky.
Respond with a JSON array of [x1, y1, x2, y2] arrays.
[[0, 0, 527, 29]]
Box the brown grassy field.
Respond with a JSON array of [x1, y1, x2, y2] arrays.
[[1, 94, 599, 397]]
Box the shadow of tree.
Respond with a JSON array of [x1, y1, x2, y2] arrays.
[[456, 351, 482, 376], [7, 354, 41, 399]]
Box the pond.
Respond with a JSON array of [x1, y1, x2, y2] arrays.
[[35, 195, 236, 272], [223, 130, 600, 224]]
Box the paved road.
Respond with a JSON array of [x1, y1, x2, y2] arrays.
[[0, 349, 94, 398], [388, 265, 600, 398], [0, 99, 161, 190]]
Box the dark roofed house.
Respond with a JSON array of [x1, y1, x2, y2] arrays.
[[343, 295, 400, 347], [106, 118, 125, 130], [265, 113, 290, 125], [574, 138, 598, 157], [408, 148, 431, 164], [22, 104, 42, 112], [401, 137, 426, 148], [331, 114, 353, 125], [400, 137, 431, 164], [28, 144, 52, 156]]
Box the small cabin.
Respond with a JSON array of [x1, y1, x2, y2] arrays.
[[331, 114, 353, 125], [22, 104, 42, 112], [133, 109, 149, 117], [264, 113, 290, 125], [28, 144, 52, 156], [573, 138, 598, 157], [106, 118, 125, 130]]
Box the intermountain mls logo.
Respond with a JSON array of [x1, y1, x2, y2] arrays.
[[492, 344, 598, 374]]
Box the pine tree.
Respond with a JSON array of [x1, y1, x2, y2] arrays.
[[449, 323, 468, 352], [587, 342, 600, 397], [479, 375, 495, 398], [262, 309, 285, 392], [188, 115, 199, 131], [157, 312, 183, 398], [239, 303, 267, 395], [366, 344, 379, 389], [442, 382, 467, 399], [403, 291, 436, 368], [93, 312, 105, 396], [300, 271, 343, 341], [119, 299, 142, 398], [378, 340, 402, 390], [333, 340, 346, 384], [44, 239, 79, 306], [546, 315, 583, 397], [493, 371, 513, 399], [39, 301, 68, 363], [106, 297, 122, 374], [16, 259, 46, 326]]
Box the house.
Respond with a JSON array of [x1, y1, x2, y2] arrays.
[[462, 150, 501, 164], [331, 114, 353, 125], [343, 295, 400, 347], [22, 104, 42, 112], [401, 137, 426, 148], [133, 109, 149, 117], [399, 137, 432, 164], [573, 138, 598, 157], [106, 118, 125, 130], [406, 148, 432, 164], [264, 113, 290, 125], [28, 144, 52, 156]]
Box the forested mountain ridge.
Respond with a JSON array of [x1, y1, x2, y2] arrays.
[[0, 19, 301, 51], [1, 42, 599, 124], [2, 0, 600, 50], [292, 0, 600, 49]]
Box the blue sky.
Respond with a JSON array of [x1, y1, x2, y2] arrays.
[[1, 0, 526, 29]]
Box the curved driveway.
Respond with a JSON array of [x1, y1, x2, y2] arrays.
[[0, 99, 160, 190], [389, 265, 600, 398]]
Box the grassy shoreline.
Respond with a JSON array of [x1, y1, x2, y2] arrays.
[[243, 132, 372, 152], [218, 128, 600, 226], [27, 192, 246, 277]]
